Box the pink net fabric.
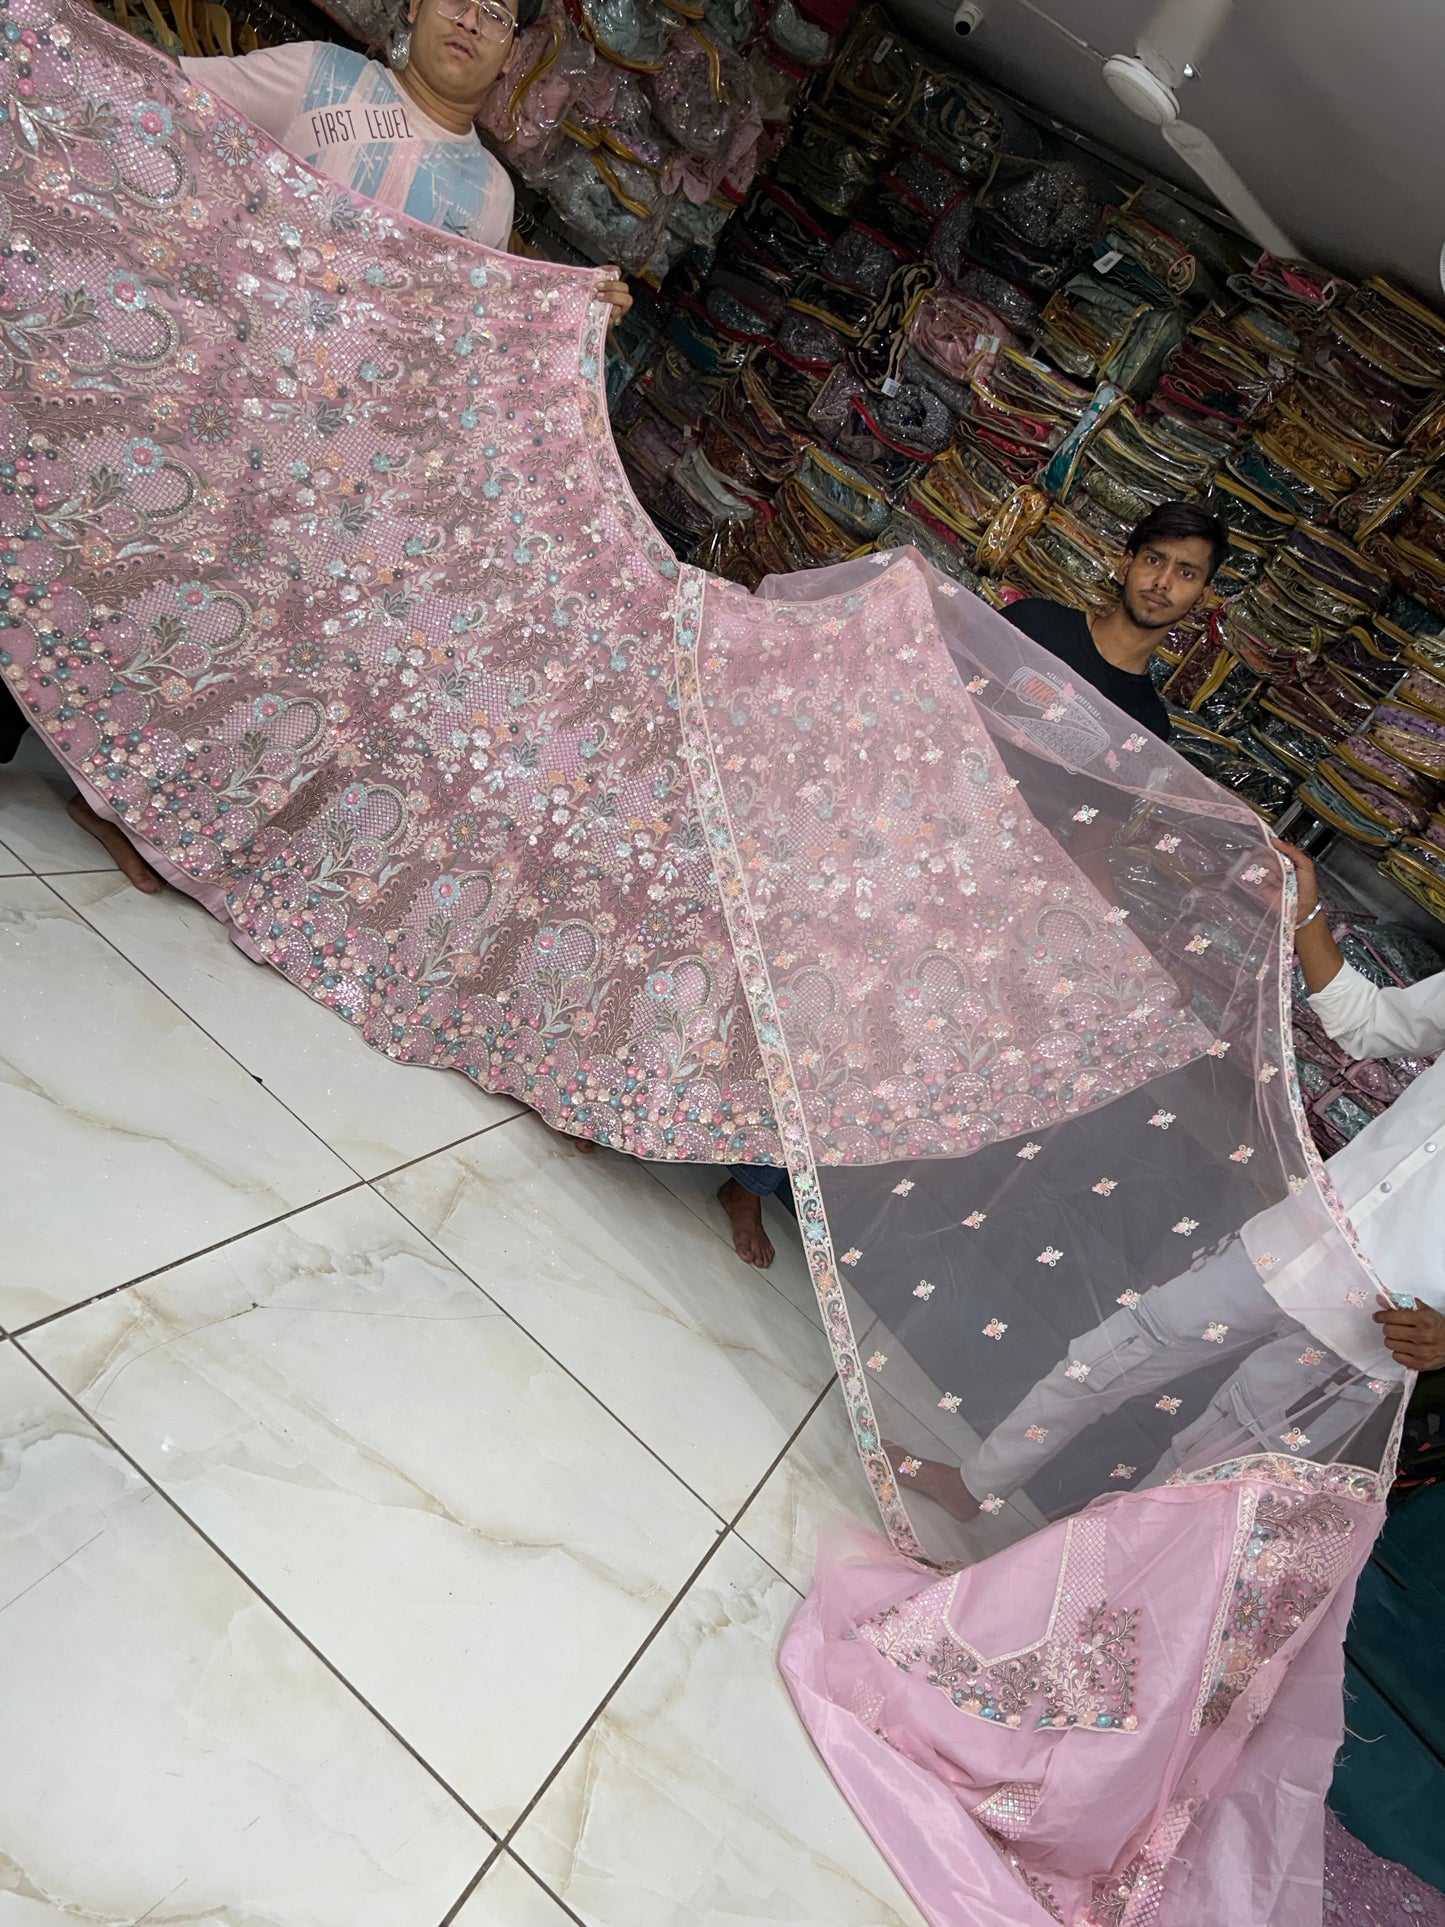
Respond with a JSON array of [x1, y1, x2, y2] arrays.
[[0, 9, 1411, 1922]]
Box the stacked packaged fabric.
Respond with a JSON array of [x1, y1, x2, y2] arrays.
[[593, 4, 1445, 962]]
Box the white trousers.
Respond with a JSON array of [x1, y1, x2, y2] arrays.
[[963, 1242, 1384, 1500]]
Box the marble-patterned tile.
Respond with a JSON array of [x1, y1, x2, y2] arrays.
[[453, 1853, 579, 1926], [26, 1188, 721, 1828], [379, 1117, 836, 1517], [0, 878, 352, 1329], [52, 872, 521, 1179], [0, 761, 109, 874], [515, 1535, 928, 1927], [0, 1345, 488, 1925], [643, 1159, 819, 1328], [0, 839, 28, 876], [735, 1387, 880, 1594]]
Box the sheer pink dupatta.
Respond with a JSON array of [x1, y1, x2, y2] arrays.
[[679, 549, 1404, 1926]]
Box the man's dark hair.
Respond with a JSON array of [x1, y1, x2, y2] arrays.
[[1127, 501, 1230, 581]]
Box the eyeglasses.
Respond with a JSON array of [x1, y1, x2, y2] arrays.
[[433, 0, 515, 37]]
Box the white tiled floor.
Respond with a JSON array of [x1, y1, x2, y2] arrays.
[[0, 758, 920, 1926]]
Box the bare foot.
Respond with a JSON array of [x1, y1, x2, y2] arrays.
[[717, 1175, 775, 1269], [66, 794, 163, 894], [885, 1442, 983, 1525]]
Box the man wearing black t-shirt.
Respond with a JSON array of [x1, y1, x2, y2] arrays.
[[1003, 499, 1229, 742], [714, 500, 1232, 1273]]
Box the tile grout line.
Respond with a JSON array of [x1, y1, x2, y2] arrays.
[[28, 872, 374, 1186], [8, 1335, 503, 1844], [28, 870, 529, 1188], [484, 1374, 833, 1867]]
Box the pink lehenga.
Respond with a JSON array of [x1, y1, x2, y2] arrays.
[[0, 6, 1411, 1921]]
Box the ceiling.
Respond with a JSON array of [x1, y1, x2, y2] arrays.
[[887, 0, 1445, 300]]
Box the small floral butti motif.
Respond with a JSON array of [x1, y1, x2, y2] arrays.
[[1155, 835, 1181, 853], [1065, 1360, 1091, 1382], [841, 1249, 863, 1267], [867, 1352, 887, 1371], [892, 1178, 915, 1196], [1017, 1143, 1043, 1161], [963, 1211, 987, 1229], [979, 1494, 1006, 1515], [1298, 1349, 1325, 1367], [1185, 936, 1212, 954], [938, 1392, 963, 1413], [983, 1319, 1008, 1340], [913, 1280, 936, 1300], [1037, 1247, 1063, 1267], [1281, 1427, 1310, 1451], [1025, 1425, 1049, 1443], [1156, 1396, 1183, 1415], [1111, 1465, 1136, 1480], [1117, 1289, 1142, 1308], [1260, 1064, 1280, 1082], [1242, 864, 1269, 884], [1203, 1323, 1230, 1344], [1207, 1039, 1231, 1058], [900, 1456, 923, 1477], [1093, 1178, 1118, 1196], [1230, 1145, 1255, 1164], [1073, 805, 1099, 823], [1150, 1111, 1176, 1130], [1173, 1218, 1200, 1236]]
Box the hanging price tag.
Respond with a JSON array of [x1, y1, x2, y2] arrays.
[[880, 376, 901, 397], [1094, 250, 1124, 275]]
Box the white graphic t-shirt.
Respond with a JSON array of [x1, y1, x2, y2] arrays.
[[181, 42, 515, 249]]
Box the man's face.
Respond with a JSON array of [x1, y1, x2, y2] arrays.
[[1119, 534, 1215, 631], [407, 0, 517, 110]]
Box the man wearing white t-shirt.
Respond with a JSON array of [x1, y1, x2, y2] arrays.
[[18, 0, 631, 887]]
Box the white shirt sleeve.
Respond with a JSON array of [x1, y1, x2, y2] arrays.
[[1309, 958, 1445, 1061], [179, 44, 318, 143]]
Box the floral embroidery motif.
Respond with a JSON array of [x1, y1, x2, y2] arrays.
[[1207, 1039, 1231, 1057], [1094, 1179, 1118, 1196], [1156, 1396, 1183, 1415], [1123, 733, 1149, 752], [1242, 864, 1269, 884], [1155, 835, 1181, 854], [963, 1211, 987, 1229], [840, 1248, 863, 1267], [1117, 1290, 1142, 1308], [1195, 1487, 1357, 1731], [1230, 1145, 1255, 1164], [892, 1179, 915, 1196], [1111, 1465, 1136, 1480], [899, 1456, 922, 1477], [1298, 1349, 1325, 1367], [938, 1392, 962, 1413], [866, 1352, 887, 1372], [1025, 1425, 1049, 1443], [1149, 1111, 1176, 1130], [1018, 1142, 1043, 1161], [1280, 1427, 1310, 1451], [913, 1280, 935, 1300], [1173, 1218, 1199, 1236], [1185, 935, 1212, 954], [1203, 1322, 1229, 1344], [1260, 1064, 1280, 1083], [1037, 1247, 1063, 1267], [1065, 1360, 1092, 1382], [1073, 805, 1099, 823], [983, 1319, 1009, 1340], [979, 1494, 1006, 1514]]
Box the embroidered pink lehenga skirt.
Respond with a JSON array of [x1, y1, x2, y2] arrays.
[[0, 8, 1411, 1920]]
